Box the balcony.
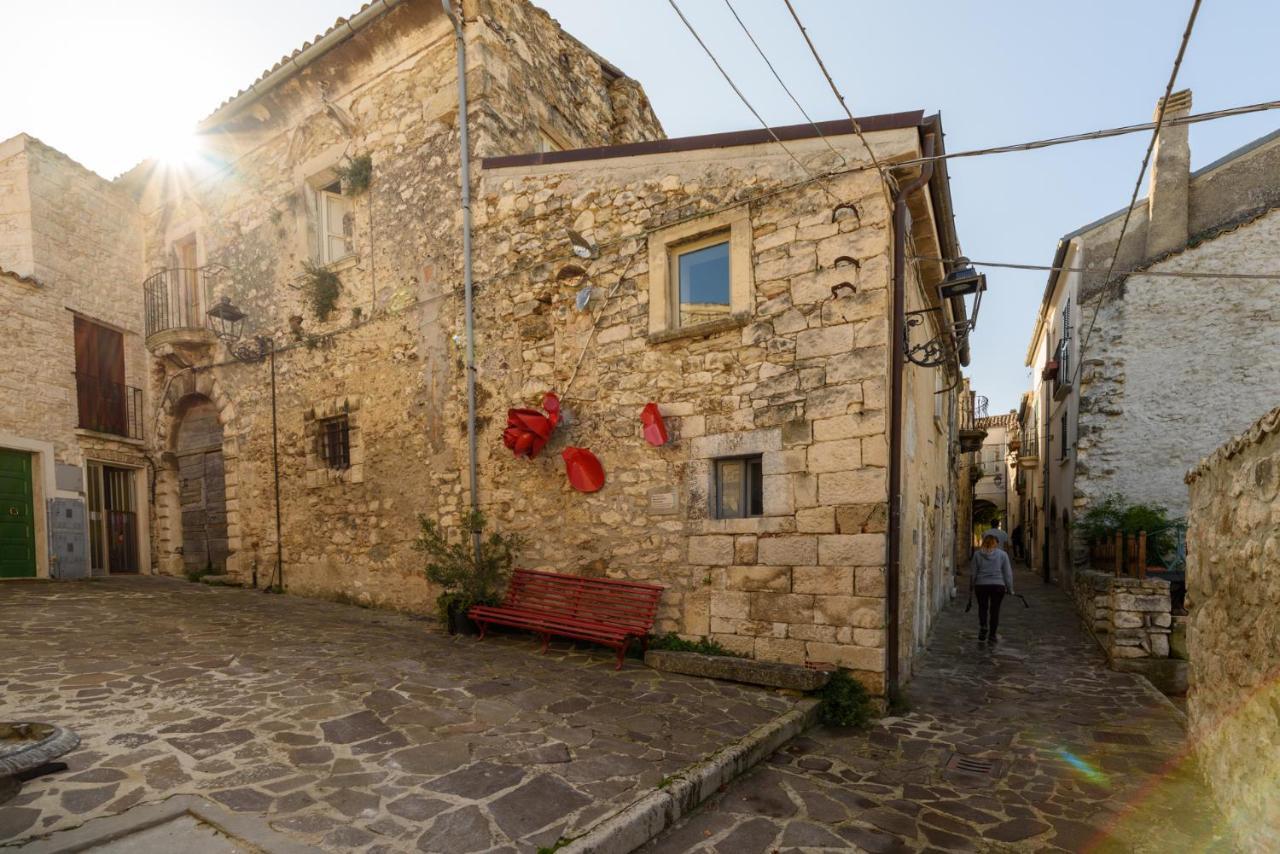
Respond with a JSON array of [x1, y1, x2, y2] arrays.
[[143, 266, 225, 350], [1052, 339, 1073, 401], [959, 394, 989, 453], [1016, 431, 1039, 468], [75, 374, 142, 440]]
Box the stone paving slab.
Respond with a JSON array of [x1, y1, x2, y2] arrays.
[[645, 565, 1235, 853], [0, 577, 800, 853]]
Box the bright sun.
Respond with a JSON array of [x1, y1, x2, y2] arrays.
[[154, 128, 202, 168]]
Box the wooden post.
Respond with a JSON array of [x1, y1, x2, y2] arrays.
[[1114, 531, 1123, 577], [1138, 532, 1147, 580]]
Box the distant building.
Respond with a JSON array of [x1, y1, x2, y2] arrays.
[[973, 411, 1019, 543], [1018, 89, 1280, 581]]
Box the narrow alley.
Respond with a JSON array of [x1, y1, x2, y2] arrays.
[[648, 565, 1231, 853]]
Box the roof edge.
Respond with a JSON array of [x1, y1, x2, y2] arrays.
[[480, 111, 927, 170]]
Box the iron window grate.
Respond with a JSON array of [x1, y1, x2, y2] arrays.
[[318, 416, 351, 470]]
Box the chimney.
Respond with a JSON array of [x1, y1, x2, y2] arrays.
[[1145, 89, 1193, 259]]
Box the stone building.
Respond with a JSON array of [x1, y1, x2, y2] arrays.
[[1017, 89, 1280, 582], [0, 134, 149, 579], [1185, 404, 1280, 851], [972, 410, 1018, 542], [2, 0, 977, 696]]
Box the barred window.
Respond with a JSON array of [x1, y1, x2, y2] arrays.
[[318, 416, 350, 470]]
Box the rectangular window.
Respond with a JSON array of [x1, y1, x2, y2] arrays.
[[673, 233, 731, 328], [714, 455, 763, 519], [318, 416, 351, 470], [1060, 413, 1069, 460], [74, 316, 128, 437], [308, 177, 353, 265]]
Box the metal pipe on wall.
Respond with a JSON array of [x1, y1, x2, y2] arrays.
[[441, 0, 482, 556], [886, 133, 936, 698]]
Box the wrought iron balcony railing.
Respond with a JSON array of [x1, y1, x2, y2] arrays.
[[1053, 339, 1073, 400], [143, 265, 225, 340], [75, 374, 142, 439]]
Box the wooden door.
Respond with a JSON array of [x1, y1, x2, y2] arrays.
[[0, 449, 37, 578], [175, 399, 228, 574], [104, 467, 138, 573]]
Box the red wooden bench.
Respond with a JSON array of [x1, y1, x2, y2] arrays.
[[468, 569, 664, 670]]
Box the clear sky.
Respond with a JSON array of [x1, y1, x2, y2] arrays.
[[3, 1, 1278, 413]]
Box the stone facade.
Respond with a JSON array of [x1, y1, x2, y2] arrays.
[[4, 0, 971, 695], [0, 134, 149, 578], [1184, 404, 1280, 851]]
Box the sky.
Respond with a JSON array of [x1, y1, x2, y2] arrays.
[[3, 0, 1278, 413]]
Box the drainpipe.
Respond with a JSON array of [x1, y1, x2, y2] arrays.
[[441, 0, 481, 555], [886, 133, 935, 699]]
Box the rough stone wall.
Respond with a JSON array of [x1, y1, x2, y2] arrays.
[[0, 137, 146, 469], [136, 0, 661, 607], [1076, 207, 1280, 520], [1185, 404, 1280, 851], [475, 130, 922, 693]]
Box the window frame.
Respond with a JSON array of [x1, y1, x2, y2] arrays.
[[647, 206, 753, 341], [713, 454, 764, 520], [670, 230, 733, 330], [317, 415, 351, 471], [315, 178, 354, 266]]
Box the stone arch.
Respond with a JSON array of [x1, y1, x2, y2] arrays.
[[153, 371, 242, 578]]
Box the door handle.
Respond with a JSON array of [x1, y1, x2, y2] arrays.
[[7, 506, 18, 516]]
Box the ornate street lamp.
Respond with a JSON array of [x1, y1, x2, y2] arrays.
[[205, 297, 284, 592]]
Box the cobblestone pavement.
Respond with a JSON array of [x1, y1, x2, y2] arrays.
[[0, 577, 798, 853], [647, 564, 1233, 853]]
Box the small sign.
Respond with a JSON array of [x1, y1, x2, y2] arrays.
[[647, 487, 678, 516]]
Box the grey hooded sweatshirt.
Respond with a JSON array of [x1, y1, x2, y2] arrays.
[[970, 548, 1014, 593]]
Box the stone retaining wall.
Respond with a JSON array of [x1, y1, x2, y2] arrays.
[[1185, 404, 1280, 851], [1068, 569, 1172, 663]]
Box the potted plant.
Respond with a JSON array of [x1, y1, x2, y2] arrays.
[[413, 510, 521, 635]]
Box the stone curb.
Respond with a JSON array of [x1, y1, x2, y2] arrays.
[[562, 697, 821, 854]]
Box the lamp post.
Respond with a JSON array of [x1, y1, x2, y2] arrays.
[[207, 296, 285, 593], [903, 259, 987, 368]]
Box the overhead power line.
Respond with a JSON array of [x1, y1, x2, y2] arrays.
[[910, 256, 1280, 281], [1071, 0, 1203, 387], [782, 0, 894, 193], [722, 0, 847, 166], [665, 0, 841, 202]]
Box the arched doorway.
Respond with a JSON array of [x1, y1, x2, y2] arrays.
[[174, 396, 229, 574]]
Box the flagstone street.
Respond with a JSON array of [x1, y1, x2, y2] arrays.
[[646, 563, 1232, 853]]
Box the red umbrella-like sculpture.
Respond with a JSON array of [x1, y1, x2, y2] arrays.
[[562, 447, 605, 492], [503, 392, 561, 459], [641, 402, 668, 446]]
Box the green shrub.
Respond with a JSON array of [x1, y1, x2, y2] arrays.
[[302, 261, 342, 321], [818, 670, 875, 729], [1079, 494, 1178, 560], [413, 510, 521, 626], [334, 153, 372, 194], [646, 632, 744, 658]]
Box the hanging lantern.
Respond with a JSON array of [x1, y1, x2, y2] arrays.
[[562, 447, 605, 492], [502, 392, 561, 459], [641, 402, 668, 446]]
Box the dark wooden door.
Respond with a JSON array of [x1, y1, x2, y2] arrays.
[[104, 466, 138, 573], [74, 317, 127, 435], [0, 449, 37, 578], [176, 399, 229, 574]]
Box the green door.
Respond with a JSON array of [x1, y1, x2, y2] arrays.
[[0, 449, 37, 578]]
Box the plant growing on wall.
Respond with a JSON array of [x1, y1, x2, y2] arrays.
[[302, 260, 342, 321], [334, 153, 373, 195], [413, 510, 522, 633]]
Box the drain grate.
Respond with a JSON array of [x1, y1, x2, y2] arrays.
[[943, 752, 1005, 783]]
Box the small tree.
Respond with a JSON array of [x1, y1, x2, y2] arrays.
[[413, 510, 521, 627], [1079, 494, 1179, 563]]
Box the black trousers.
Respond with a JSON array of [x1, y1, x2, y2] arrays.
[[975, 585, 1006, 636]]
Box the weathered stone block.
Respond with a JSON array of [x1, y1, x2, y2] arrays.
[[836, 503, 888, 534], [795, 507, 836, 533], [709, 592, 751, 620], [808, 439, 861, 473], [819, 470, 886, 505], [796, 325, 854, 360], [734, 535, 758, 564], [749, 593, 814, 624], [757, 535, 818, 566], [818, 534, 885, 566], [804, 642, 884, 672], [855, 565, 887, 597], [793, 565, 853, 595], [753, 637, 807, 665], [725, 565, 791, 592], [813, 594, 883, 627], [688, 535, 734, 566]]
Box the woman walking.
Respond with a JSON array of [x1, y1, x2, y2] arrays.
[[971, 534, 1014, 642]]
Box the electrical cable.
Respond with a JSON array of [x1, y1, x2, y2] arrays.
[[782, 0, 894, 192], [721, 0, 847, 167], [665, 0, 842, 203], [1070, 0, 1203, 387]]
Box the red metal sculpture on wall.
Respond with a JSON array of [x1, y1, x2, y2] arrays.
[[562, 447, 605, 492], [641, 402, 668, 446], [503, 392, 561, 459]]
